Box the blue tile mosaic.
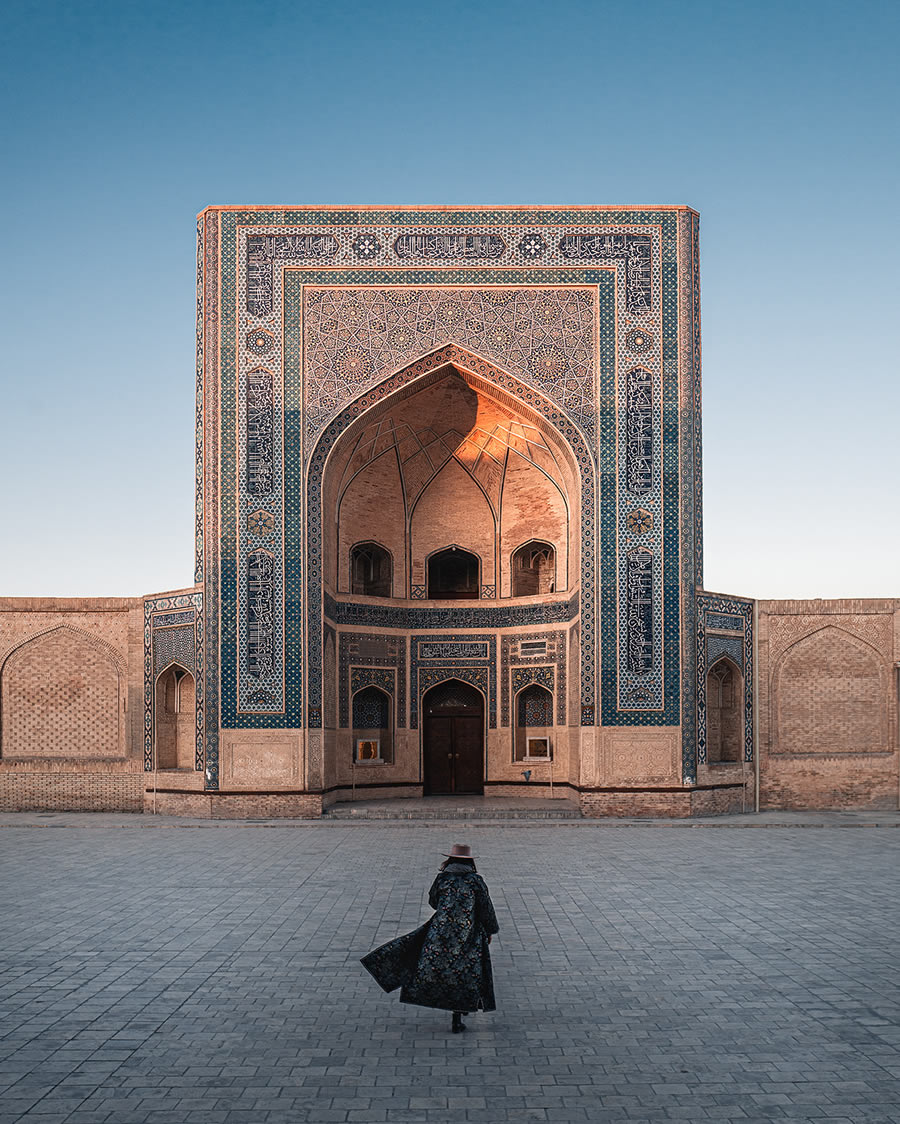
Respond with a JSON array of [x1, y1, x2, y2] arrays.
[[197, 207, 700, 782]]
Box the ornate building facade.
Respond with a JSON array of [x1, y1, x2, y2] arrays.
[[0, 206, 897, 816]]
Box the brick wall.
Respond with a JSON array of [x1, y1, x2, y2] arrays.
[[0, 595, 180, 812], [757, 599, 899, 809], [0, 771, 144, 811]]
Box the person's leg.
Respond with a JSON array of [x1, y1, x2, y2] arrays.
[[451, 1011, 466, 1033]]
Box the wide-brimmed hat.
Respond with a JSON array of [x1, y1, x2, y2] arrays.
[[442, 843, 474, 860]]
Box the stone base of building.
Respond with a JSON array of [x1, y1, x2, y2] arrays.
[[0, 772, 144, 812], [580, 783, 748, 818], [144, 788, 323, 818]]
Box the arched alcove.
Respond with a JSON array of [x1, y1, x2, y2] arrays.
[[774, 626, 885, 753], [350, 542, 392, 597], [514, 683, 554, 762], [511, 540, 556, 597], [1, 626, 122, 759], [310, 348, 592, 784], [155, 664, 196, 770], [321, 361, 581, 601], [426, 547, 480, 600], [706, 657, 742, 764], [352, 685, 392, 764]]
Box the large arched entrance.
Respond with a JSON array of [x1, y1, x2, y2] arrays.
[[311, 348, 589, 800], [422, 680, 485, 796]]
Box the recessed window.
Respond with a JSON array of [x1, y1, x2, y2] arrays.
[[350, 542, 391, 598], [427, 548, 480, 600], [512, 541, 555, 596]]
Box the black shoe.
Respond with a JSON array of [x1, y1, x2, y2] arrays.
[[452, 1011, 466, 1033]]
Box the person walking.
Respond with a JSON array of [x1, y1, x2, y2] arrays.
[[361, 843, 499, 1033]]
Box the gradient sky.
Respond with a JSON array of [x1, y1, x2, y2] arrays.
[[1, 0, 897, 599]]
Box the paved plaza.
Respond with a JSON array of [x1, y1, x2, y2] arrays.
[[2, 814, 900, 1123]]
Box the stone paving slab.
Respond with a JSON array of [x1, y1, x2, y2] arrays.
[[1, 819, 900, 1122]]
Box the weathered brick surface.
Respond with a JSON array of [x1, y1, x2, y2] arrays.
[[0, 771, 143, 811], [758, 599, 900, 809], [148, 790, 322, 817], [0, 600, 144, 786]]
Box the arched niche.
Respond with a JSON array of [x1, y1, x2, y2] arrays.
[[155, 664, 196, 770], [426, 546, 481, 600], [352, 685, 392, 764], [773, 626, 886, 754], [706, 657, 742, 764], [514, 683, 554, 762], [350, 541, 392, 597], [309, 347, 592, 738], [511, 540, 557, 597], [0, 625, 123, 759]]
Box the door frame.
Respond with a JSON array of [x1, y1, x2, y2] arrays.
[[421, 679, 486, 796]]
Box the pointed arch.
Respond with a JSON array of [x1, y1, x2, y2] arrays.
[[154, 663, 196, 770], [1, 626, 124, 759], [773, 626, 887, 754], [308, 344, 596, 730], [706, 655, 742, 764]]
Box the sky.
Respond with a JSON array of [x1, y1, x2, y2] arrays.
[[1, 0, 897, 600]]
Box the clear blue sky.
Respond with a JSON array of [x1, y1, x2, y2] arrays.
[[1, 0, 897, 599]]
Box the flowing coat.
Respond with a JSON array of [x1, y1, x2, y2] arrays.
[[361, 863, 499, 1012]]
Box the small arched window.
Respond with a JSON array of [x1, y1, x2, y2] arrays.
[[350, 542, 391, 597], [512, 541, 555, 596], [427, 548, 480, 600]]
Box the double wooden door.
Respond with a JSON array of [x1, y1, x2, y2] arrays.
[[422, 681, 484, 796]]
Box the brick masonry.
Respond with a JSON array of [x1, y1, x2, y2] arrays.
[[757, 599, 900, 809]]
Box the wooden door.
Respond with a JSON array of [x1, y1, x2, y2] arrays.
[[422, 681, 484, 795]]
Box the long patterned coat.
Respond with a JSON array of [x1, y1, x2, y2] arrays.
[[361, 863, 499, 1012]]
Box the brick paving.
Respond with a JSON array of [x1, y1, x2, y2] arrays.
[[2, 815, 900, 1123]]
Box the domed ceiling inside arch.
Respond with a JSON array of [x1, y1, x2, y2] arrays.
[[334, 372, 571, 516]]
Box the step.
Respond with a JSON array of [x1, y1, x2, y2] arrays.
[[324, 799, 583, 821]]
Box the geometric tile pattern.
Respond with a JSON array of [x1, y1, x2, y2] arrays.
[[500, 631, 567, 727], [338, 633, 407, 729], [303, 287, 597, 443], [696, 593, 754, 768]]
